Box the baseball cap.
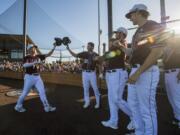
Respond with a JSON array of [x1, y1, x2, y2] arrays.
[[27, 44, 37, 50], [114, 27, 128, 36], [125, 4, 149, 19]]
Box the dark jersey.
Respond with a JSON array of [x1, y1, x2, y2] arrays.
[[105, 48, 125, 70], [131, 20, 164, 65], [163, 47, 180, 69], [23, 54, 46, 74], [77, 51, 99, 70]]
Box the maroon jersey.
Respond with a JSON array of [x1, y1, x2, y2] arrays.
[[130, 20, 164, 65], [23, 54, 46, 74], [77, 51, 99, 70], [105, 48, 125, 70]]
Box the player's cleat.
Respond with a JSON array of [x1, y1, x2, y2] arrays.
[[101, 120, 118, 130], [171, 118, 180, 129], [14, 105, 26, 112], [127, 120, 135, 130], [94, 103, 100, 109], [83, 102, 90, 109], [172, 118, 179, 126], [44, 106, 56, 112], [124, 130, 135, 135]]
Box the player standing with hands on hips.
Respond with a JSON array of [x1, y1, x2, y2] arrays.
[[66, 42, 101, 109], [117, 4, 165, 135], [14, 44, 57, 112]]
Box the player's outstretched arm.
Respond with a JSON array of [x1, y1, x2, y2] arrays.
[[66, 45, 78, 57], [45, 43, 56, 58], [23, 61, 40, 68]]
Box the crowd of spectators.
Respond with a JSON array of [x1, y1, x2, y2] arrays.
[[0, 60, 82, 74]]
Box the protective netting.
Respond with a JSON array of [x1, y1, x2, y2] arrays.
[[0, 0, 180, 62], [0, 0, 23, 35], [0, 0, 85, 61]]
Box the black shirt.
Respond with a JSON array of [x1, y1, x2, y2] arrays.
[[77, 51, 98, 70], [105, 48, 125, 70], [131, 20, 164, 65], [24, 54, 46, 74], [163, 47, 180, 69]]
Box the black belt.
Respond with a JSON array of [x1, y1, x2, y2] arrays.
[[83, 70, 94, 72], [165, 69, 177, 73], [132, 64, 140, 68], [106, 68, 125, 73], [27, 73, 40, 76], [106, 69, 116, 73]]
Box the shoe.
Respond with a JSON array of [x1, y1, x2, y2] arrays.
[[83, 103, 90, 109], [14, 105, 26, 112], [125, 132, 135, 135], [94, 103, 100, 109], [127, 120, 135, 130], [125, 129, 135, 135], [172, 118, 179, 125], [101, 120, 118, 130], [44, 106, 56, 112]]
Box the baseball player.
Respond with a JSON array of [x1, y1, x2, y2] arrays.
[[14, 44, 56, 112], [101, 27, 134, 130], [66, 42, 101, 109], [163, 38, 180, 129], [119, 4, 165, 135]]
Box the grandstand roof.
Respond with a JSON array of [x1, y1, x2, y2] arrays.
[[0, 34, 34, 44]]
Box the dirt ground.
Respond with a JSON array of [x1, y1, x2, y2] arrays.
[[0, 78, 179, 135]]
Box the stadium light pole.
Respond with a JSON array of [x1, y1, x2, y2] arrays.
[[98, 0, 101, 55], [102, 43, 106, 54], [60, 49, 62, 62], [82, 45, 85, 51], [107, 0, 113, 49], [23, 0, 27, 57], [160, 0, 167, 27]]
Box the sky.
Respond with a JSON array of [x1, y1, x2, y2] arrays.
[[0, 0, 180, 61]]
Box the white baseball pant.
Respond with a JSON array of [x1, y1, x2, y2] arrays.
[[165, 69, 180, 122], [128, 65, 159, 135], [106, 69, 132, 125], [16, 74, 50, 108], [82, 71, 100, 105]]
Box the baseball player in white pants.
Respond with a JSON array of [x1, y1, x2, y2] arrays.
[[163, 43, 180, 128], [67, 42, 101, 109], [100, 30, 133, 130], [128, 65, 160, 135], [82, 70, 100, 108], [165, 69, 180, 127], [122, 4, 165, 135], [15, 44, 56, 112], [103, 69, 131, 129]]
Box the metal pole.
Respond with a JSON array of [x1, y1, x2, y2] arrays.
[[82, 45, 85, 51], [23, 0, 27, 57], [60, 50, 62, 62], [107, 0, 113, 49], [160, 0, 167, 27], [98, 0, 101, 55], [102, 43, 106, 54]]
